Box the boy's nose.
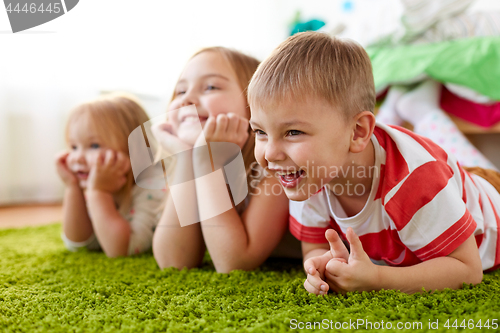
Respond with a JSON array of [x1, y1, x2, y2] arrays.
[[264, 140, 286, 163]]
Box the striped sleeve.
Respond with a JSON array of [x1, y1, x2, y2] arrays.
[[289, 189, 332, 243], [386, 161, 476, 261]]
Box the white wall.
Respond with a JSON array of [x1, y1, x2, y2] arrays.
[[0, 0, 498, 204]]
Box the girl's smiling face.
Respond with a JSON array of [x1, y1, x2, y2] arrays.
[[168, 51, 248, 145], [66, 119, 104, 189]]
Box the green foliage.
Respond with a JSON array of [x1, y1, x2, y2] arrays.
[[1, 224, 500, 332]]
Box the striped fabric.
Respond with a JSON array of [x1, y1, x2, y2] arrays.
[[289, 123, 500, 270]]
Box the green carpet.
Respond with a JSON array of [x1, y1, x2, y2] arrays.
[[1, 224, 500, 332]]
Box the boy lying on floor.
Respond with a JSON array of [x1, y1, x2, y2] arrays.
[[246, 31, 500, 294]]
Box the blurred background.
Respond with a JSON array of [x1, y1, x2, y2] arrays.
[[0, 0, 499, 217]]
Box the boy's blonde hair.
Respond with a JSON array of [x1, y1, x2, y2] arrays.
[[248, 31, 375, 120], [65, 93, 150, 214], [168, 47, 261, 201]]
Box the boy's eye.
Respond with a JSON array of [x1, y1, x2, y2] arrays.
[[90, 143, 100, 149], [287, 130, 303, 136]]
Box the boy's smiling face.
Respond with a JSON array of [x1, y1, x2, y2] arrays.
[[250, 97, 354, 201]]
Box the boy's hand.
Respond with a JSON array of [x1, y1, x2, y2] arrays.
[[55, 151, 78, 186], [323, 228, 379, 294], [87, 150, 130, 193], [152, 121, 192, 155], [197, 113, 249, 150], [303, 229, 349, 295]]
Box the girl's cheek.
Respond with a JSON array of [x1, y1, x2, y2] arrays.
[[210, 94, 248, 119], [86, 150, 100, 167]]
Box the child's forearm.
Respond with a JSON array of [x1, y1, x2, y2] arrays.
[[86, 190, 131, 257], [62, 184, 93, 242], [374, 235, 483, 293], [193, 154, 260, 272], [200, 209, 259, 272], [153, 193, 206, 269], [376, 256, 483, 293], [198, 182, 289, 273], [153, 153, 205, 269]]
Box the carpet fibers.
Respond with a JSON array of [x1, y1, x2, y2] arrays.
[[1, 224, 500, 332]]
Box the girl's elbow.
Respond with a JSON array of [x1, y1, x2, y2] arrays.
[[464, 263, 483, 286], [470, 269, 483, 286], [153, 244, 201, 270], [213, 259, 258, 274], [214, 263, 237, 274], [154, 255, 199, 270], [103, 247, 128, 258]]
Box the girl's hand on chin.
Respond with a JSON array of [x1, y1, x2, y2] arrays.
[[87, 149, 130, 193], [198, 113, 249, 150], [152, 122, 192, 155], [55, 150, 79, 186]]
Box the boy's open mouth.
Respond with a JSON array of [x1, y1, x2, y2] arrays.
[[278, 170, 305, 188]]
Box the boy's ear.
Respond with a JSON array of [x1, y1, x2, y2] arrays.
[[350, 111, 376, 153]]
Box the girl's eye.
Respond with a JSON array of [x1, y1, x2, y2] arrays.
[[206, 85, 219, 91], [71, 145, 77, 150], [176, 91, 186, 96], [287, 130, 303, 136], [253, 129, 266, 136], [90, 143, 100, 149]]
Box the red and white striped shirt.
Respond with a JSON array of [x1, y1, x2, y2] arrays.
[[289, 123, 500, 270]]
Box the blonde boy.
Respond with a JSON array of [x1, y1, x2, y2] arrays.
[[247, 32, 500, 294]]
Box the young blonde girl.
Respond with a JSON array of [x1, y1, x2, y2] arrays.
[[152, 47, 300, 272], [56, 94, 164, 257]]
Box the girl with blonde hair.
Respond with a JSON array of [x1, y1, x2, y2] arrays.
[[152, 47, 299, 272], [56, 94, 164, 257]]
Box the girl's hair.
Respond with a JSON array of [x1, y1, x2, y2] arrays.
[[65, 93, 150, 214], [167, 47, 262, 206]]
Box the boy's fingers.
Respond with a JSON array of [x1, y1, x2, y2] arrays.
[[325, 258, 346, 278], [346, 227, 367, 260], [306, 270, 329, 293], [303, 279, 320, 295], [303, 256, 325, 276], [325, 229, 349, 262], [304, 278, 328, 295]]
